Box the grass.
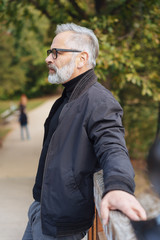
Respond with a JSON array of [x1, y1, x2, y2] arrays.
[[26, 98, 47, 111], [0, 97, 48, 115], [0, 101, 17, 115], [0, 128, 11, 140]]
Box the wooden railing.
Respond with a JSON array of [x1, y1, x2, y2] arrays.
[[87, 170, 160, 240], [89, 170, 136, 240]]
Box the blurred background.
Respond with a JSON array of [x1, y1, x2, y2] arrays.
[[0, 0, 160, 239]]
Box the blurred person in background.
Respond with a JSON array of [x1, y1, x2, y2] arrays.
[[19, 94, 30, 140], [22, 23, 146, 240]]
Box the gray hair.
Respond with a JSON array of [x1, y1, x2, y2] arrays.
[[55, 23, 99, 68]]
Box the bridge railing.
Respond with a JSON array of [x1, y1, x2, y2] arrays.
[[86, 170, 160, 240]]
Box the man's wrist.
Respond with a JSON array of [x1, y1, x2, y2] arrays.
[[103, 175, 135, 198]]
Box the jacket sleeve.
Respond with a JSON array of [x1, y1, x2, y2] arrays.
[[87, 95, 135, 197]]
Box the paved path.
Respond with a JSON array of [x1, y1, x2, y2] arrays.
[[0, 98, 55, 240]]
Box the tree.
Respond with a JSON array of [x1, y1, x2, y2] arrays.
[[1, 0, 160, 100], [0, 3, 50, 98], [0, 23, 26, 98]]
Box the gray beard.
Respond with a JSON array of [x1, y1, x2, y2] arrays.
[[48, 57, 76, 84]]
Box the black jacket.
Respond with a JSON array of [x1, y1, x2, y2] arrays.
[[19, 104, 28, 126], [40, 70, 135, 237]]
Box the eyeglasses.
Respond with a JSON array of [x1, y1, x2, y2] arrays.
[[47, 48, 82, 59]]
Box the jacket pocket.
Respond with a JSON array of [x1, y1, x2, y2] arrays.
[[64, 170, 86, 202]]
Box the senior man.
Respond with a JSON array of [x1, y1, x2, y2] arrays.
[[22, 23, 146, 240]]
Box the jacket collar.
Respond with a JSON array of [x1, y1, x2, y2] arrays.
[[68, 69, 97, 102]]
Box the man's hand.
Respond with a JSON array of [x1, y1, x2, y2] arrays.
[[100, 190, 147, 225]]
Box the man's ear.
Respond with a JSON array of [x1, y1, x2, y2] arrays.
[[77, 52, 89, 69]]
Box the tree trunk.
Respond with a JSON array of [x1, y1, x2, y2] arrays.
[[94, 0, 106, 13]]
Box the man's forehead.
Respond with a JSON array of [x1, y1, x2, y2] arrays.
[[51, 31, 73, 48]]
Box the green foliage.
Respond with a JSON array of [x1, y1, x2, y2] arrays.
[[89, 2, 160, 102], [1, 0, 160, 100], [0, 2, 52, 98], [123, 98, 158, 159], [0, 24, 26, 97]]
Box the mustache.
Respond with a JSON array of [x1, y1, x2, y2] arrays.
[[48, 64, 57, 72]]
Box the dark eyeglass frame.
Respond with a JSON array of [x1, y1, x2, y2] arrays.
[[47, 48, 82, 59]]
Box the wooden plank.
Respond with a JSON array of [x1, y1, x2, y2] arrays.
[[88, 227, 93, 240]]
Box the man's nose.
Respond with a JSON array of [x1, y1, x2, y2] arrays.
[[45, 54, 53, 64]]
